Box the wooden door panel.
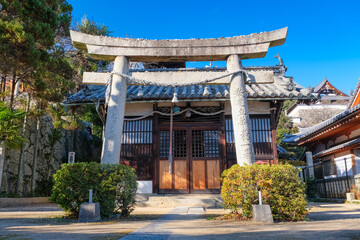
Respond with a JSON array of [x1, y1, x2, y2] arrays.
[[192, 160, 206, 189], [207, 160, 220, 189], [159, 160, 172, 189], [158, 126, 222, 193], [174, 160, 187, 189]]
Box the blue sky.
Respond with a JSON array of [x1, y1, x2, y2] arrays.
[[68, 0, 360, 94]]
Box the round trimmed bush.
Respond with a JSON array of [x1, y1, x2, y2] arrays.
[[51, 162, 137, 218], [221, 164, 308, 221]]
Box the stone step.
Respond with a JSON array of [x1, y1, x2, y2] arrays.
[[136, 196, 223, 208], [147, 194, 222, 201]]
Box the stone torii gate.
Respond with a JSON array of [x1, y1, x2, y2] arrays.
[[70, 27, 288, 166]]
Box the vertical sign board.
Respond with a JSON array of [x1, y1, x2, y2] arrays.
[[68, 152, 75, 163]]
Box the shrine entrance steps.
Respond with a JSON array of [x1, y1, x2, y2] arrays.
[[135, 194, 223, 208]]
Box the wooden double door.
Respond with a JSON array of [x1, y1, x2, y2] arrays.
[[158, 126, 221, 193]]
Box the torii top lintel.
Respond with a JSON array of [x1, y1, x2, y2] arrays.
[[70, 27, 288, 62]]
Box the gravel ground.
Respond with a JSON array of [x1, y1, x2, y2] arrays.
[[0, 202, 359, 240]]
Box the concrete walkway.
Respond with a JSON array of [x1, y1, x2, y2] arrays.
[[0, 203, 360, 239], [120, 207, 190, 240]]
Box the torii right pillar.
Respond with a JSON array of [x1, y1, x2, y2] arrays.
[[227, 55, 255, 166]]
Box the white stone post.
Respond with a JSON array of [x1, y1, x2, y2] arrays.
[[101, 56, 129, 164], [306, 151, 314, 179], [14, 80, 20, 97], [227, 55, 255, 166], [0, 141, 5, 191]]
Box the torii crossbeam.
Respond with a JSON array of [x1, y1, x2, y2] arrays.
[[70, 27, 288, 166]]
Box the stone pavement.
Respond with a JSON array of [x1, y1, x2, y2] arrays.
[[119, 203, 360, 240], [120, 207, 190, 240], [0, 203, 360, 239]]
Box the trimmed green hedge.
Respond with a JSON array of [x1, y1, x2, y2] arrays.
[[51, 162, 137, 218], [221, 164, 308, 221]]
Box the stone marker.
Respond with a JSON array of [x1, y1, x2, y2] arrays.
[[78, 189, 100, 222], [252, 205, 273, 223], [78, 202, 100, 222], [355, 174, 360, 188], [346, 192, 355, 202]]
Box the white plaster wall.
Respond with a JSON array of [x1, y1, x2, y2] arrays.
[[288, 104, 347, 118], [225, 101, 270, 115], [137, 181, 153, 193], [334, 151, 353, 177], [126, 101, 271, 116], [157, 102, 187, 107], [191, 102, 220, 107], [125, 103, 153, 116], [354, 148, 360, 175], [292, 117, 301, 123]]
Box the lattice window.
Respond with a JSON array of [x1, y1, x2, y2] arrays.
[[120, 118, 153, 180], [251, 118, 271, 143], [122, 119, 152, 144], [174, 130, 187, 157], [225, 117, 272, 144], [225, 119, 234, 143], [192, 130, 219, 158], [159, 130, 187, 158], [225, 116, 273, 160], [160, 131, 170, 158]]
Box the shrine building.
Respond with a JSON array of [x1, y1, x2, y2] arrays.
[[64, 27, 315, 194]]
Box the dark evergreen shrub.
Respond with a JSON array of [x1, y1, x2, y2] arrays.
[[51, 162, 137, 218], [220, 164, 308, 221]]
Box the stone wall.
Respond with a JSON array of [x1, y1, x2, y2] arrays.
[[0, 115, 101, 196]]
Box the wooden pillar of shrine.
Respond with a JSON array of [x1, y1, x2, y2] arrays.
[[101, 56, 129, 164], [227, 55, 255, 166]]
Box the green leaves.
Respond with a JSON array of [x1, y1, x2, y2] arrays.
[[0, 0, 74, 105], [0, 101, 26, 148], [51, 162, 137, 218], [75, 15, 112, 36], [221, 164, 308, 221], [277, 100, 305, 160]]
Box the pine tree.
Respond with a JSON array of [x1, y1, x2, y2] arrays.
[[64, 16, 113, 138], [0, 0, 74, 106], [0, 0, 74, 195], [277, 100, 305, 161]]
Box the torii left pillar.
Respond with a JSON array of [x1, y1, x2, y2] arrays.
[[101, 56, 129, 164]]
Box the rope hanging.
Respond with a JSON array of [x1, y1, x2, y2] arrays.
[[168, 104, 174, 174], [123, 108, 227, 121], [104, 69, 250, 108], [103, 69, 250, 173]]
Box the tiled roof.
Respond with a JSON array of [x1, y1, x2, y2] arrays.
[[283, 104, 360, 144], [313, 78, 329, 93], [348, 79, 360, 108], [313, 77, 347, 96], [64, 67, 316, 104], [313, 138, 360, 158]]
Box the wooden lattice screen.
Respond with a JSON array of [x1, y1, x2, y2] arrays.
[[192, 130, 220, 158], [225, 115, 273, 165], [120, 118, 153, 180], [159, 130, 187, 158]]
